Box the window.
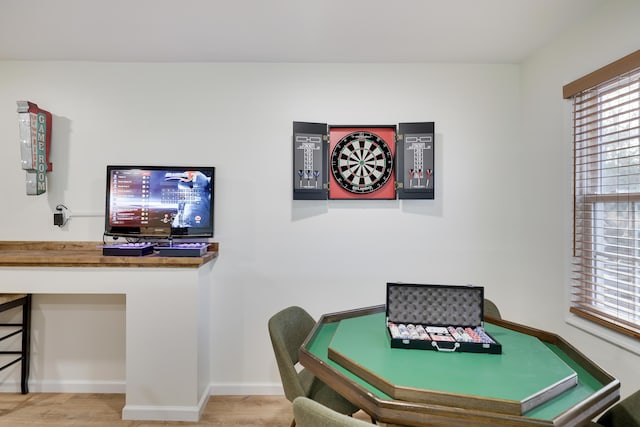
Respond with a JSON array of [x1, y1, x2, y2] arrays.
[[564, 50, 640, 339]]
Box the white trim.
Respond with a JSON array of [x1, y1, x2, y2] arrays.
[[209, 382, 284, 396], [0, 380, 126, 394], [122, 383, 210, 421], [0, 380, 284, 399], [122, 404, 201, 422]]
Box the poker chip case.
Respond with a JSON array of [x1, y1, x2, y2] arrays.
[[386, 282, 502, 354]]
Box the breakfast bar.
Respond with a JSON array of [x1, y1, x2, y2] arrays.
[[0, 241, 218, 422]]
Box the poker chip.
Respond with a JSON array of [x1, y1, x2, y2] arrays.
[[389, 323, 496, 344]]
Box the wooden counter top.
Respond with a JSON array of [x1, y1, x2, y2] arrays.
[[0, 241, 218, 268]]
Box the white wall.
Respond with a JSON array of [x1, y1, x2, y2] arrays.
[[0, 61, 522, 393], [0, 0, 638, 400], [519, 0, 640, 399]]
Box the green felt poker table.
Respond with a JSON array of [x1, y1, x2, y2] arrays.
[[299, 305, 619, 427]]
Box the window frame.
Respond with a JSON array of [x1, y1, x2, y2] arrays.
[[564, 50, 640, 339]]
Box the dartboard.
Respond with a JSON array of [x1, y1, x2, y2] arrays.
[[330, 131, 394, 194]]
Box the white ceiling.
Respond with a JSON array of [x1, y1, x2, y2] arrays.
[[0, 0, 605, 63]]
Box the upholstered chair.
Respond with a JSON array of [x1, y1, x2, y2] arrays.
[[268, 306, 361, 427], [293, 396, 372, 427]]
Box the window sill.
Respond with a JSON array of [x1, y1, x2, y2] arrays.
[[566, 313, 640, 357]]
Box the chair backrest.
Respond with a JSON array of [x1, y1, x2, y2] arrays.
[[268, 306, 316, 402], [484, 298, 502, 319], [293, 397, 370, 427], [597, 388, 640, 427]]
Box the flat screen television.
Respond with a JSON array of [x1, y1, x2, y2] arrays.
[[105, 165, 215, 239]]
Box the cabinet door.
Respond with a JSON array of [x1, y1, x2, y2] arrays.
[[293, 121, 329, 200], [396, 122, 435, 199]]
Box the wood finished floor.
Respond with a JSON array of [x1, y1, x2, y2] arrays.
[[0, 393, 373, 426]]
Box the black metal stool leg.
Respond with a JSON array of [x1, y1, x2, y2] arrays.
[[20, 294, 32, 394], [0, 293, 31, 394]]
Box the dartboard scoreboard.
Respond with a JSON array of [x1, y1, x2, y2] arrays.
[[293, 122, 434, 200]]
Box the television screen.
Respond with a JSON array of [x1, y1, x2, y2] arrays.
[[105, 165, 215, 239]]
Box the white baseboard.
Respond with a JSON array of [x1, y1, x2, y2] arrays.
[[209, 382, 284, 396], [122, 404, 202, 422], [122, 383, 210, 421], [0, 380, 125, 394], [0, 380, 285, 398]]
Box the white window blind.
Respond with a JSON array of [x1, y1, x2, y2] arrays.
[[571, 62, 640, 338]]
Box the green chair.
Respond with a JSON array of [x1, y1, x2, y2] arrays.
[[590, 388, 640, 426], [293, 396, 372, 427], [484, 298, 502, 319], [268, 306, 361, 427]]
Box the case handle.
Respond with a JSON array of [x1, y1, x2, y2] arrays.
[[431, 341, 460, 352]]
